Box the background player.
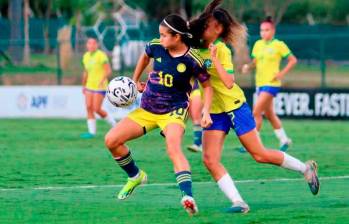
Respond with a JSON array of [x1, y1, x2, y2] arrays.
[[190, 0, 319, 213], [104, 14, 213, 216], [81, 37, 115, 139], [242, 16, 297, 151]]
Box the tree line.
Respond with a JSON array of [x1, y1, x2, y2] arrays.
[[1, 0, 349, 25]]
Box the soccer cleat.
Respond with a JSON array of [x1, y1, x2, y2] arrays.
[[181, 195, 199, 216], [225, 201, 250, 214], [80, 132, 95, 139], [187, 144, 202, 153], [280, 139, 292, 152], [238, 146, 247, 153], [304, 160, 320, 195], [117, 170, 147, 200]]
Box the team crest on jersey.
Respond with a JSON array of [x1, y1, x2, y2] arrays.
[[266, 48, 275, 54], [204, 59, 212, 68], [156, 57, 162, 63], [177, 63, 186, 73]]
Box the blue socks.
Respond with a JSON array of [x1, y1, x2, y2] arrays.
[[176, 171, 193, 197], [193, 124, 202, 146], [115, 151, 139, 178]]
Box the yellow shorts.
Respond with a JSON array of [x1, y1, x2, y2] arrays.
[[127, 107, 188, 133], [190, 89, 201, 100]]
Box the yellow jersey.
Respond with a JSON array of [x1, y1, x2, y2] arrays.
[[82, 49, 109, 91], [251, 39, 292, 87], [199, 39, 246, 113]]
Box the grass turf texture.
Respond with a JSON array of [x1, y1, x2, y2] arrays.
[[0, 119, 348, 223]]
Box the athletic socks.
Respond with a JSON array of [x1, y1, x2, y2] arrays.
[[193, 124, 202, 146], [87, 119, 96, 135], [104, 114, 116, 127], [115, 151, 140, 178], [217, 173, 244, 203], [274, 128, 289, 144], [176, 171, 193, 197], [281, 152, 307, 173]]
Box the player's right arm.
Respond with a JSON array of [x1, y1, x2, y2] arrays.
[[132, 53, 150, 92], [242, 59, 256, 74], [82, 54, 88, 94], [242, 41, 258, 74], [82, 70, 88, 94], [133, 39, 158, 92]]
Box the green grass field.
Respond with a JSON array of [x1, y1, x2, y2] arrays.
[[1, 119, 349, 223]]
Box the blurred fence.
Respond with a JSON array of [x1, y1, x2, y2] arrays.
[[0, 19, 349, 88]]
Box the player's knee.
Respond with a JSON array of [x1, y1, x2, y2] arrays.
[[92, 105, 101, 113], [104, 133, 122, 150], [252, 153, 269, 163], [86, 105, 93, 113], [253, 109, 261, 118]]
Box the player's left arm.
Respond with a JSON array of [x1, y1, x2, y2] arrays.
[[274, 42, 298, 81]]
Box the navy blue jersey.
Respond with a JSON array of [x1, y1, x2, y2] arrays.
[[141, 39, 209, 114]]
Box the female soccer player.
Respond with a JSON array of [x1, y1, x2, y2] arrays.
[[104, 14, 213, 216], [190, 0, 319, 213], [81, 37, 116, 139], [242, 16, 297, 151], [187, 80, 203, 152]]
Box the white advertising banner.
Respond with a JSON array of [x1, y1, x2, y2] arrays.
[[0, 86, 141, 119]]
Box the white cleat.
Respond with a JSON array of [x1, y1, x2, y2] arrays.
[[187, 144, 202, 153], [225, 201, 250, 213], [181, 195, 199, 216], [304, 160, 320, 195]]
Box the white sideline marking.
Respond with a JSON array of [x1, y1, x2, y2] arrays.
[[0, 175, 348, 192]]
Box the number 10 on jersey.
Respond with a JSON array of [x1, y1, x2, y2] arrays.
[[158, 71, 173, 87]]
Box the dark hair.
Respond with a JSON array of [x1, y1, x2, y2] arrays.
[[189, 0, 247, 50], [262, 16, 275, 27], [160, 14, 193, 46]]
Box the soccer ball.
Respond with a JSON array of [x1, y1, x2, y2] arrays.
[[107, 76, 138, 107]]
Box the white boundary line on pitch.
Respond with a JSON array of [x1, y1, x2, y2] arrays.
[[1, 175, 348, 192]]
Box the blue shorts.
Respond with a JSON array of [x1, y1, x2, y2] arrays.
[[85, 88, 107, 96], [204, 103, 256, 136], [256, 86, 280, 97]]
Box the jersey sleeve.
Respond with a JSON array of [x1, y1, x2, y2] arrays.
[[145, 39, 160, 58], [82, 53, 87, 69], [217, 44, 234, 74], [279, 41, 292, 58], [192, 60, 210, 83], [99, 51, 109, 64]]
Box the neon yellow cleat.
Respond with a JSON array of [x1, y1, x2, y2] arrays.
[[117, 170, 148, 200]]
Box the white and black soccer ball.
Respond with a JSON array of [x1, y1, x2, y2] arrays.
[[107, 76, 138, 107]]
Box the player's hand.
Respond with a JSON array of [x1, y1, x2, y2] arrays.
[[242, 64, 250, 74], [201, 110, 212, 128], [136, 81, 146, 93], [208, 43, 217, 60], [82, 87, 86, 95], [273, 72, 284, 81], [98, 80, 105, 88]]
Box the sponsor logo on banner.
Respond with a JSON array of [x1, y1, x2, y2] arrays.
[[247, 88, 349, 119]]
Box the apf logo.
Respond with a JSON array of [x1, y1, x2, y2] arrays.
[[31, 95, 48, 108], [17, 93, 49, 110]]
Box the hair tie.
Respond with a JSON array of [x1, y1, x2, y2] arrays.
[[163, 18, 193, 38]]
